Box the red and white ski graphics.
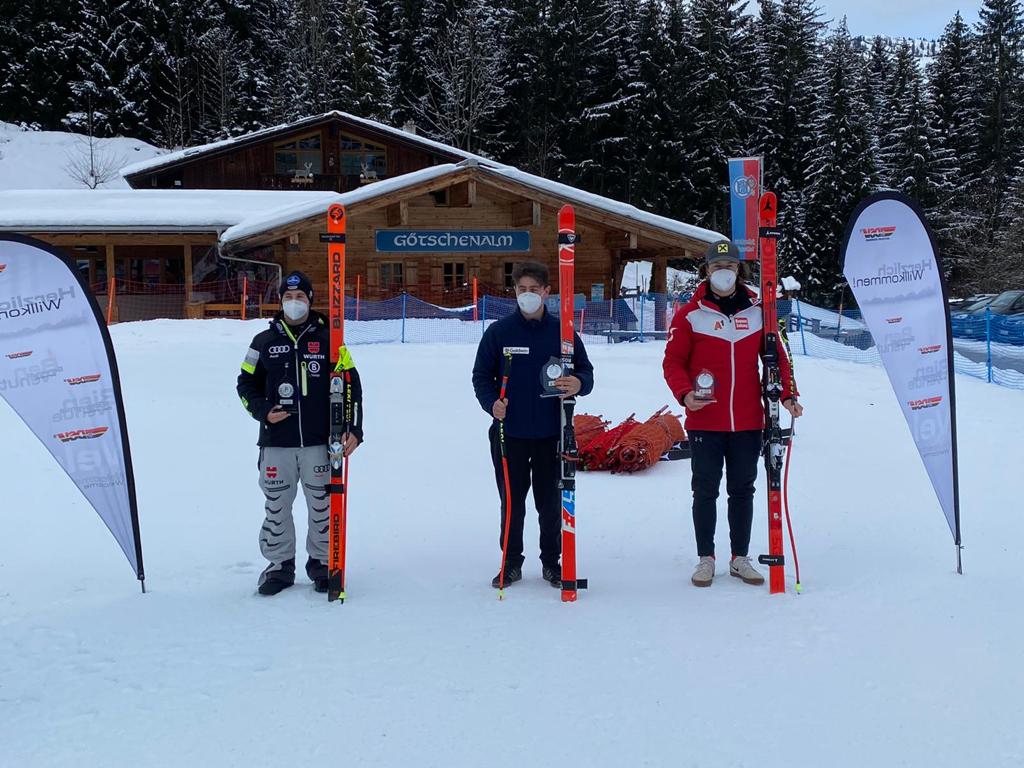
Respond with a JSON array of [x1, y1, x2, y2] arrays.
[[326, 203, 349, 602], [557, 205, 586, 602], [758, 192, 786, 595]]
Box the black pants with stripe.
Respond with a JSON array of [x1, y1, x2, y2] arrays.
[[489, 423, 561, 570], [689, 430, 762, 558]]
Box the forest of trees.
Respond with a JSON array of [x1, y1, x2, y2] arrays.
[[2, 0, 1023, 303]]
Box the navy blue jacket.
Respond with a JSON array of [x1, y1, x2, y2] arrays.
[[472, 309, 594, 439]]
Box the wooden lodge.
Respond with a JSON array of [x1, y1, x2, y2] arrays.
[[0, 112, 723, 325]]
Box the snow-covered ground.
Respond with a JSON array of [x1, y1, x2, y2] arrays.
[[1, 320, 1021, 767], [0, 122, 163, 190]]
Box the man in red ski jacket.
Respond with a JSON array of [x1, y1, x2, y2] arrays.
[[663, 240, 802, 588]]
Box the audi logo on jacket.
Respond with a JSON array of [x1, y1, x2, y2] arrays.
[[236, 311, 364, 447], [663, 282, 797, 432]]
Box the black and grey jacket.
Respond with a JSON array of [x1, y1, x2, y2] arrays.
[[236, 311, 364, 448]]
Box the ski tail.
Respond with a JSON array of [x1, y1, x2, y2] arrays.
[[327, 203, 348, 603], [557, 204, 586, 602]]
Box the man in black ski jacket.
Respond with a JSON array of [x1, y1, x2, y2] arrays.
[[471, 261, 594, 590], [236, 270, 363, 596]]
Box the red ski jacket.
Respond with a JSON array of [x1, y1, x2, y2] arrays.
[[663, 282, 797, 432]]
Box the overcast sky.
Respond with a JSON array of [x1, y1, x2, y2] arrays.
[[808, 1, 981, 39]]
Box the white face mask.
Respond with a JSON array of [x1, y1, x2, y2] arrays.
[[709, 269, 737, 293], [517, 291, 543, 314], [282, 299, 309, 321]]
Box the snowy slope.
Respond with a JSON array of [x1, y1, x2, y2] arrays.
[[1, 321, 1021, 767], [0, 122, 163, 190]]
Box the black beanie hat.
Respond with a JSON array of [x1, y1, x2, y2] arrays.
[[280, 270, 313, 301]]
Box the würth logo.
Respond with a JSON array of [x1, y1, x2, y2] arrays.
[[65, 374, 101, 385], [307, 342, 320, 354], [908, 396, 942, 411], [861, 226, 897, 242], [5, 350, 32, 359], [919, 345, 942, 355], [886, 317, 903, 324], [266, 466, 278, 479], [54, 427, 108, 442]]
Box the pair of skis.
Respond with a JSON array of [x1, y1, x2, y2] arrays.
[[558, 205, 587, 602], [757, 192, 801, 595], [325, 203, 351, 603]]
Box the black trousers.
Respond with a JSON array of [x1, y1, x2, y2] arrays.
[[689, 430, 762, 558], [489, 423, 561, 569]]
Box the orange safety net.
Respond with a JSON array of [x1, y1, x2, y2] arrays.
[[574, 407, 685, 474]]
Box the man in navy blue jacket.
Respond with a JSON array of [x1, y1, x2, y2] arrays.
[[472, 261, 595, 589]]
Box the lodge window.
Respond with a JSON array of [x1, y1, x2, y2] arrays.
[[504, 262, 515, 290], [339, 133, 387, 178], [274, 132, 323, 174], [380, 261, 404, 288], [443, 262, 466, 290]]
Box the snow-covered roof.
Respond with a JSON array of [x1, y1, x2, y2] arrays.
[[481, 166, 725, 245], [0, 189, 343, 232], [0, 161, 723, 255], [219, 164, 463, 245], [119, 111, 486, 179]]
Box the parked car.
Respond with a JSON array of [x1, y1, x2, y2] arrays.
[[949, 293, 996, 312], [983, 290, 1024, 316]]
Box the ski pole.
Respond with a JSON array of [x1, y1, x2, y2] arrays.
[[497, 351, 514, 600], [783, 418, 801, 593]]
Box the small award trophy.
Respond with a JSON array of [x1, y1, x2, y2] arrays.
[[277, 382, 297, 413], [693, 369, 716, 402], [540, 356, 565, 398]]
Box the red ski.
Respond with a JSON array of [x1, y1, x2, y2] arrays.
[[757, 192, 786, 594], [325, 203, 350, 603], [557, 204, 586, 602]]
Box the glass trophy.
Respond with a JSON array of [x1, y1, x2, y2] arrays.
[[277, 382, 297, 413], [540, 356, 565, 398], [693, 369, 716, 402]]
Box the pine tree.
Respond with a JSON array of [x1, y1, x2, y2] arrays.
[[928, 12, 984, 288], [877, 41, 921, 188], [682, 0, 757, 232], [973, 0, 1024, 249], [798, 20, 877, 303], [67, 0, 118, 137], [493, 0, 551, 173], [340, 0, 391, 120], [753, 0, 822, 277], [387, 0, 431, 127]]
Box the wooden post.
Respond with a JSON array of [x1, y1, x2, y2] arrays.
[[473, 276, 479, 322], [183, 243, 193, 305], [241, 277, 248, 320], [106, 276, 116, 325], [104, 244, 115, 292], [356, 273, 361, 320]]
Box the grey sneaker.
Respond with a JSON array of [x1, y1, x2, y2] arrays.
[[729, 555, 765, 585], [691, 556, 715, 587]]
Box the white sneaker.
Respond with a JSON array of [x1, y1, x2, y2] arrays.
[[691, 556, 715, 587], [729, 555, 765, 585]]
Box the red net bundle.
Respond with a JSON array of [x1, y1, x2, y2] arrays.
[[574, 414, 610, 451], [607, 408, 685, 473], [575, 413, 638, 471], [574, 407, 685, 473]]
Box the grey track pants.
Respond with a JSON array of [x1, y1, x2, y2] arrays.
[[257, 445, 330, 584]]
